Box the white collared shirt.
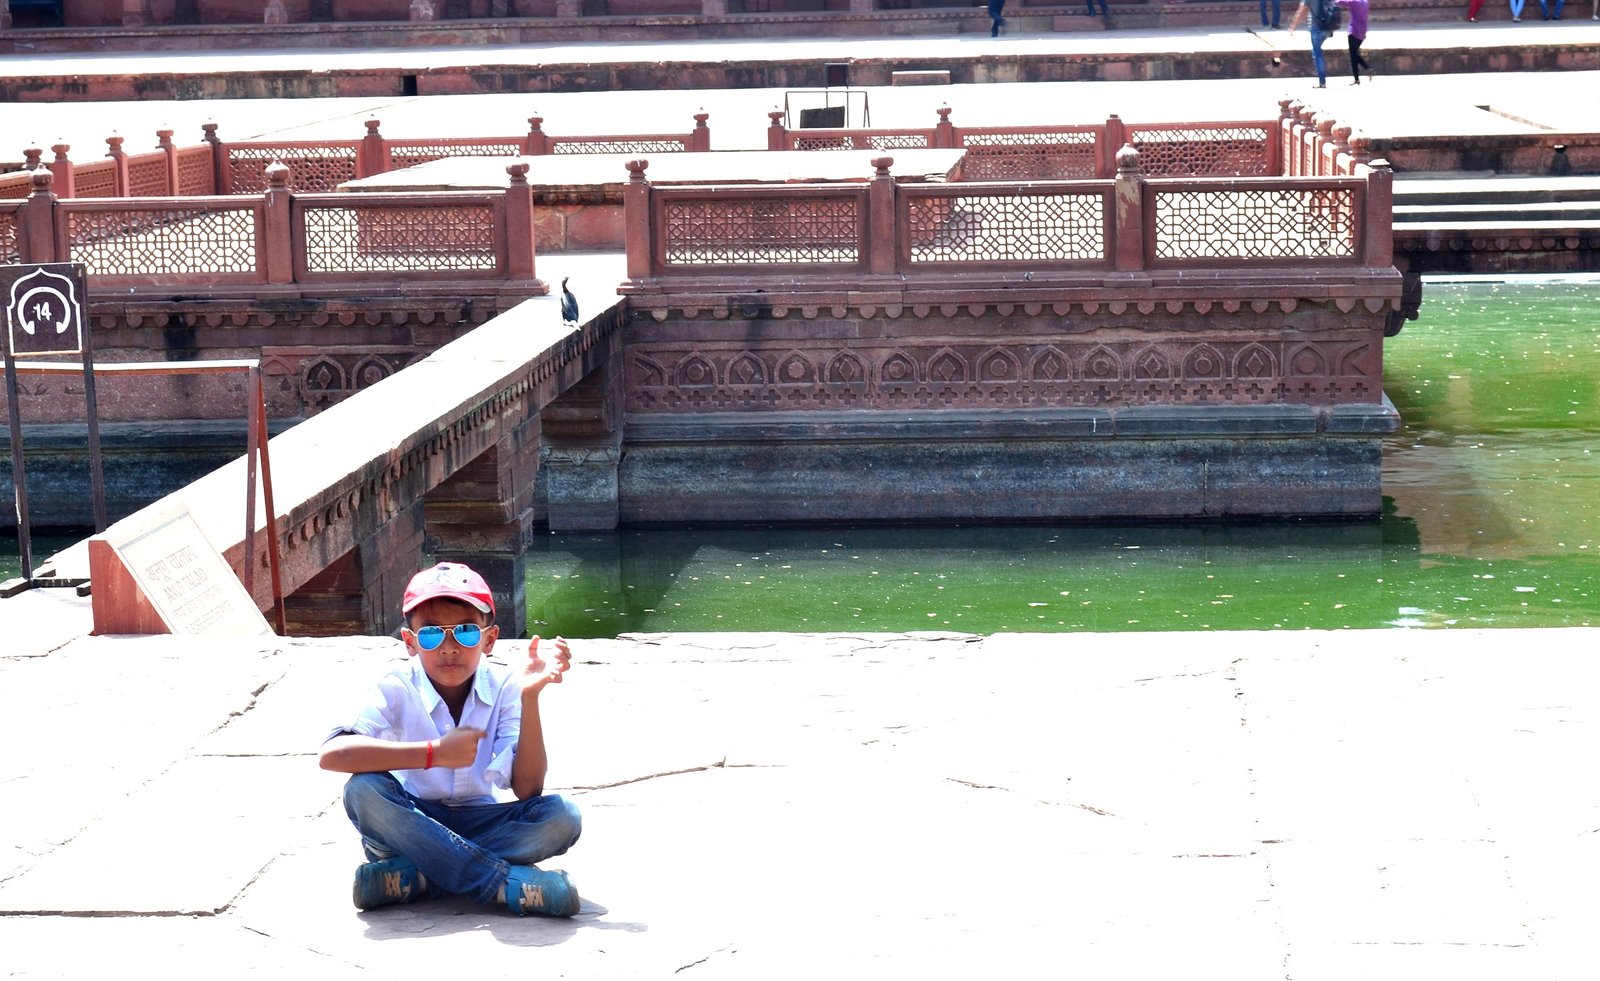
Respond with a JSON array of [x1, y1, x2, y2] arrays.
[[327, 655, 522, 805]]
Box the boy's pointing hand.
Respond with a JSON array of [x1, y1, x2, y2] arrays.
[[520, 636, 572, 698], [435, 726, 487, 768]]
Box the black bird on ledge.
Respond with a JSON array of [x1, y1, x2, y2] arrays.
[[560, 277, 579, 327]]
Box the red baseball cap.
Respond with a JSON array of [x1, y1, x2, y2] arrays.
[[402, 562, 495, 616]]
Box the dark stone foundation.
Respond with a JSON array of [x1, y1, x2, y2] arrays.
[[613, 402, 1399, 524]]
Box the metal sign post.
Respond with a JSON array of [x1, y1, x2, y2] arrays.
[[2, 262, 101, 586]]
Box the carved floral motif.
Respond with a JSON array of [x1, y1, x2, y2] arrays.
[[626, 314, 1384, 411]]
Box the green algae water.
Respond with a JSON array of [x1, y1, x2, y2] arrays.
[[524, 278, 1600, 637]]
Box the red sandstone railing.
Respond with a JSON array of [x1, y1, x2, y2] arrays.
[[1279, 99, 1372, 178], [767, 108, 1282, 180], [621, 146, 1392, 287], [0, 200, 20, 264], [0, 113, 714, 201], [4, 162, 542, 291], [0, 131, 211, 201]]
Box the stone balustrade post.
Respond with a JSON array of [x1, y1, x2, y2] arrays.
[[1363, 158, 1393, 269], [263, 162, 295, 285], [504, 162, 538, 281], [1282, 101, 1302, 175], [23, 147, 42, 171], [121, 0, 147, 27], [767, 110, 788, 151], [22, 171, 59, 264], [1315, 116, 1336, 176], [1101, 114, 1127, 179], [868, 156, 897, 278], [526, 117, 551, 155], [202, 122, 225, 194], [933, 105, 956, 149], [1274, 98, 1294, 175], [1113, 144, 1146, 272], [691, 111, 711, 152], [107, 134, 130, 197], [157, 128, 179, 195], [360, 119, 389, 179], [1297, 105, 1318, 177], [1348, 133, 1372, 170], [1332, 123, 1354, 176], [624, 159, 653, 281], [48, 144, 74, 199]]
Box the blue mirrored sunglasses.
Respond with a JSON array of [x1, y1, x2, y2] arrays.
[[413, 623, 484, 651]]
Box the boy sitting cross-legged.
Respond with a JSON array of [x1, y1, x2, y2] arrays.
[[319, 561, 582, 916]]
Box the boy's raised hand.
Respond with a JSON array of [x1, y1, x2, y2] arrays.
[[435, 726, 487, 768], [519, 635, 572, 697]]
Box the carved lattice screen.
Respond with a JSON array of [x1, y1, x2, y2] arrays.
[[387, 142, 523, 170], [300, 204, 499, 273], [906, 190, 1106, 263], [73, 162, 118, 198], [177, 148, 216, 195], [1131, 127, 1273, 177], [65, 206, 260, 275], [1152, 187, 1357, 260], [227, 146, 359, 193], [552, 139, 687, 154], [662, 197, 861, 265], [958, 131, 1098, 180], [793, 133, 930, 152], [128, 156, 169, 198], [0, 210, 18, 264]]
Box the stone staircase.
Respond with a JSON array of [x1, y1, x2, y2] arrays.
[[1395, 175, 1600, 226], [1391, 175, 1600, 276]]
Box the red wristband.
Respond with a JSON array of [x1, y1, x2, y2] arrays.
[[424, 740, 435, 770]]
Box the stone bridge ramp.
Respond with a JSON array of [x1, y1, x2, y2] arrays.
[[36, 255, 627, 638]]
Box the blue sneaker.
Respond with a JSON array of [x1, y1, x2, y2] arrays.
[[505, 866, 580, 917], [353, 857, 430, 910]]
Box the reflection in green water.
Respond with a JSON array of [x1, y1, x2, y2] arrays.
[[524, 278, 1599, 637], [5, 280, 1597, 637]]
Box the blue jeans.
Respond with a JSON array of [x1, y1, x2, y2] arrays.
[[1537, 0, 1563, 15], [343, 772, 582, 907], [1087, 0, 1108, 13], [1261, 0, 1281, 25], [1309, 23, 1329, 85]]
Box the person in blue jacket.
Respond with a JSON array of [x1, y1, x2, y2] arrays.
[[1287, 0, 1337, 89]]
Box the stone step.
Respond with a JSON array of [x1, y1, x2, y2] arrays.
[[1394, 176, 1600, 206], [1394, 200, 1600, 223], [1394, 218, 1600, 235]]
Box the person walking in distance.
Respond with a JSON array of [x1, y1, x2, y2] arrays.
[[988, 0, 1005, 36], [1336, 0, 1371, 83], [1288, 0, 1337, 89], [1261, 0, 1282, 28]]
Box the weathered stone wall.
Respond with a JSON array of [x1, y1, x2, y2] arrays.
[[605, 300, 1399, 522]]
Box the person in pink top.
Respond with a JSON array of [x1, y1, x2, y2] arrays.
[[1336, 0, 1372, 84]]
